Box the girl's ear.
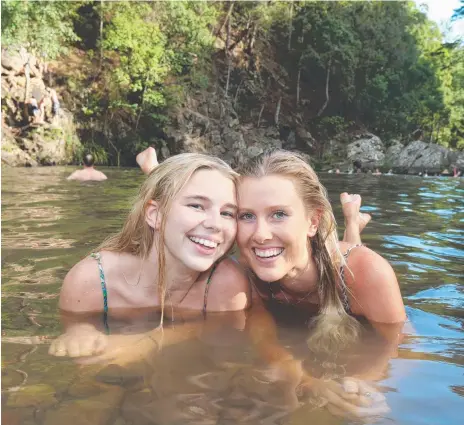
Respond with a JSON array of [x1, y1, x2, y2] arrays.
[[307, 210, 321, 238], [145, 200, 162, 230]]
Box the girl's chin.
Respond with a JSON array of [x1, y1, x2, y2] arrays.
[[253, 268, 286, 283]]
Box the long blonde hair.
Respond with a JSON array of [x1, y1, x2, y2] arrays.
[[239, 150, 359, 352], [98, 153, 239, 326]]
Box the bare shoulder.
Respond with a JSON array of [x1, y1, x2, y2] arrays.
[[342, 245, 406, 323], [97, 171, 107, 180], [59, 255, 104, 313], [66, 170, 79, 180], [343, 245, 395, 283], [208, 258, 251, 311]]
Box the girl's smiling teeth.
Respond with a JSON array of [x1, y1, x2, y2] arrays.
[[253, 248, 284, 258], [188, 236, 219, 249]]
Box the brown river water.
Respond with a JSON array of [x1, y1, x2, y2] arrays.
[[2, 166, 463, 425]]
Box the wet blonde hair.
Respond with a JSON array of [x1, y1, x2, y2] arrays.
[[239, 150, 359, 352], [99, 153, 238, 326]]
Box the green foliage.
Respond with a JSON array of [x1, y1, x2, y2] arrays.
[[5, 0, 462, 167], [313, 116, 348, 141], [257, 0, 462, 148], [1, 0, 81, 59], [102, 1, 216, 114]]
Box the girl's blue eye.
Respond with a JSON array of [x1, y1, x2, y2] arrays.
[[221, 211, 236, 218], [238, 212, 255, 221], [188, 204, 203, 210], [272, 210, 287, 219]]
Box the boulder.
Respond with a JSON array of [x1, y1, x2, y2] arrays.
[[456, 152, 464, 169], [1, 129, 37, 167], [295, 126, 316, 152], [385, 140, 404, 166], [346, 133, 385, 169], [1, 48, 25, 73], [448, 150, 464, 169], [392, 140, 450, 173]]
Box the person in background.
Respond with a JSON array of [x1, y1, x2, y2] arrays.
[[49, 88, 60, 117], [28, 96, 42, 124], [67, 153, 107, 182], [38, 91, 52, 122], [372, 168, 382, 176], [441, 168, 450, 176]]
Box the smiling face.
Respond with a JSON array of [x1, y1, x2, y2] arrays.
[[150, 169, 238, 272], [237, 175, 319, 282]]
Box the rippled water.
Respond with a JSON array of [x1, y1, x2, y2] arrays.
[[2, 167, 463, 425]]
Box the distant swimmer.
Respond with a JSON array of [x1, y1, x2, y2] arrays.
[[67, 153, 107, 182], [136, 146, 159, 175]]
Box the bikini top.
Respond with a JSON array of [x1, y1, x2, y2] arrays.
[[252, 244, 363, 314], [90, 252, 222, 333]]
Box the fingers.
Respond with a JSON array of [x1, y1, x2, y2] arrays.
[[67, 338, 81, 358], [342, 377, 359, 394], [93, 333, 108, 355], [49, 338, 67, 356], [78, 334, 101, 357], [340, 378, 386, 406], [325, 389, 389, 419], [48, 330, 108, 359], [357, 380, 386, 404]]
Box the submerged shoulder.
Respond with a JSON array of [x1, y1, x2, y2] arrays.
[[209, 258, 251, 311]]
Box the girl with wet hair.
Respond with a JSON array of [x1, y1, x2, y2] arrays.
[[237, 150, 405, 414], [237, 149, 405, 331], [53, 153, 250, 356]]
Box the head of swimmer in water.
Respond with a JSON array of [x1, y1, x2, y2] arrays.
[[101, 153, 239, 274], [83, 153, 94, 167], [236, 150, 355, 324]]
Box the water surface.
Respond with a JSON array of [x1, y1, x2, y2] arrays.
[[2, 167, 463, 425]]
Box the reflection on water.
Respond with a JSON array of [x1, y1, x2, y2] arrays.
[[2, 167, 463, 425]]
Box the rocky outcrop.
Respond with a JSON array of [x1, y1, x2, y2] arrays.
[[391, 140, 459, 174], [2, 112, 81, 167], [1, 47, 81, 166], [164, 92, 284, 168], [320, 133, 463, 173], [346, 133, 385, 169], [384, 140, 404, 167]]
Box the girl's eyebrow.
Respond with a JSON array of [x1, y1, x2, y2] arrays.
[[184, 195, 237, 210], [238, 204, 292, 211]]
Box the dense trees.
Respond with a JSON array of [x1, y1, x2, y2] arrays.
[[2, 0, 463, 164]]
